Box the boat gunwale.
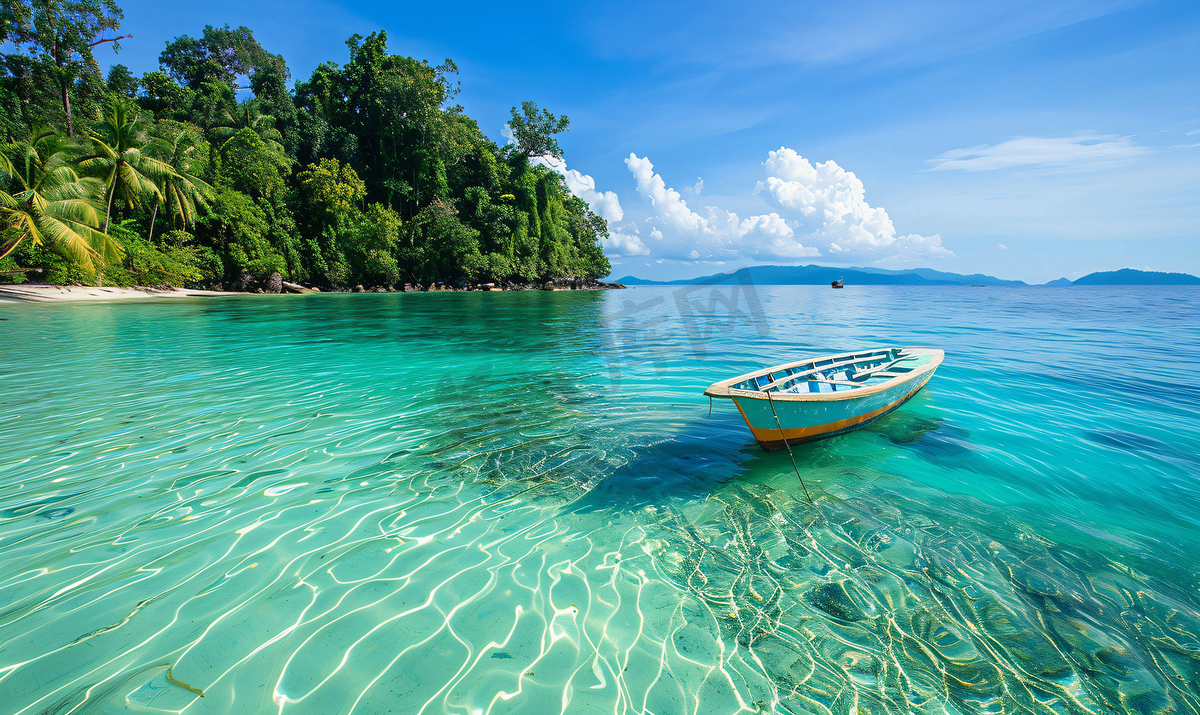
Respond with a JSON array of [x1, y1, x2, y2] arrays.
[[703, 347, 943, 403]]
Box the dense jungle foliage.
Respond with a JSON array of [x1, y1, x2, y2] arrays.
[[0, 0, 610, 289]]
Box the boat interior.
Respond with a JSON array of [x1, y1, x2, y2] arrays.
[[731, 348, 928, 394]]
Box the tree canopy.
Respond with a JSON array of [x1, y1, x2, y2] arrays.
[[507, 101, 569, 159], [0, 1, 610, 290]]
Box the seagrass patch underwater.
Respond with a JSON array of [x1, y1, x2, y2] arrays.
[[0, 285, 1197, 714]]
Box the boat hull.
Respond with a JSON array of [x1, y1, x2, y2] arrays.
[[732, 371, 935, 449], [705, 347, 943, 450]]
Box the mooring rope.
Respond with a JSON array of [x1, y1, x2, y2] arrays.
[[765, 389, 813, 503]]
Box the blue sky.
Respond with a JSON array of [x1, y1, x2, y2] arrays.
[[93, 0, 1199, 283]]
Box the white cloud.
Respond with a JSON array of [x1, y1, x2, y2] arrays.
[[683, 177, 704, 195], [533, 154, 624, 222], [925, 133, 1148, 172], [1186, 129, 1200, 136], [755, 147, 951, 261], [601, 221, 649, 256], [603, 231, 649, 256], [624, 153, 820, 261], [998, 243, 1009, 249]]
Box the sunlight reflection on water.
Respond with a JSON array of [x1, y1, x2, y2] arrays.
[[0, 286, 1197, 714]]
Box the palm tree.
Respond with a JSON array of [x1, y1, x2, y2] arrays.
[[0, 127, 122, 271], [146, 130, 215, 242], [209, 102, 285, 153], [78, 101, 173, 231]]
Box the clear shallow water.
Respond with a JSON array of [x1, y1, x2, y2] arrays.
[[0, 285, 1197, 715]]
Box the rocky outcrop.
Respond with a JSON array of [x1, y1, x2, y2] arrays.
[[257, 278, 625, 294], [282, 281, 317, 294], [538, 277, 625, 291]]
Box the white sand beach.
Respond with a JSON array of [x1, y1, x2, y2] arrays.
[[0, 284, 246, 303]]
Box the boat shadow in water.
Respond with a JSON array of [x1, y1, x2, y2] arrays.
[[865, 412, 976, 464], [575, 425, 861, 513], [572, 434, 762, 512]]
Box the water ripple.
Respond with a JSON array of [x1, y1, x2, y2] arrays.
[[0, 287, 1197, 713]]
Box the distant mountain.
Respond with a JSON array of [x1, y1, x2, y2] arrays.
[[1043, 277, 1073, 286], [852, 266, 1026, 286], [1071, 268, 1200, 285], [614, 264, 1025, 287]]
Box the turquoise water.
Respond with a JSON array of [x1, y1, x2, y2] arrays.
[[1, 285, 1197, 714]]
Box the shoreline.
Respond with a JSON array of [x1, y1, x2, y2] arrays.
[[0, 284, 248, 303], [0, 281, 627, 303]]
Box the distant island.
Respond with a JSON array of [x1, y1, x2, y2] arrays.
[[1069, 268, 1200, 286], [615, 265, 1200, 287]]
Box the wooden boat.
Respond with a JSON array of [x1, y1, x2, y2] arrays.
[[704, 347, 943, 450]]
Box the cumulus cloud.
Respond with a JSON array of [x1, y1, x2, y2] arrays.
[[599, 221, 649, 257], [755, 148, 951, 261], [624, 153, 820, 261], [532, 154, 624, 222], [925, 133, 1148, 172], [604, 231, 649, 256]]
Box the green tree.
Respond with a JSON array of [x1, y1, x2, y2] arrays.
[[146, 124, 213, 240], [197, 188, 283, 281], [135, 70, 194, 121], [213, 126, 289, 199], [297, 157, 365, 230], [157, 24, 291, 137], [99, 220, 209, 286], [507, 101, 569, 158], [190, 79, 235, 132], [159, 24, 282, 91], [0, 0, 128, 136], [343, 203, 401, 285], [0, 125, 120, 271], [209, 101, 283, 152], [77, 98, 172, 230], [105, 62, 136, 97], [294, 32, 459, 215], [400, 199, 481, 285]]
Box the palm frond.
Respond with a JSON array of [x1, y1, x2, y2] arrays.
[[37, 214, 101, 269], [77, 155, 115, 171], [45, 198, 102, 226], [135, 155, 177, 178], [17, 213, 42, 247], [42, 179, 103, 204], [136, 172, 164, 201], [40, 164, 86, 192], [80, 222, 125, 264]]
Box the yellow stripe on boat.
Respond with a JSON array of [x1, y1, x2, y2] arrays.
[[704, 347, 944, 450]]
